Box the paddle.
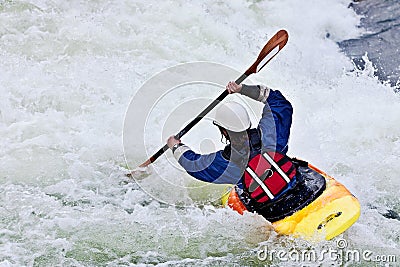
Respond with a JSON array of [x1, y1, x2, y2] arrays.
[[138, 30, 289, 168]]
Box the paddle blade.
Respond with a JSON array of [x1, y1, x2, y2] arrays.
[[245, 29, 289, 75]]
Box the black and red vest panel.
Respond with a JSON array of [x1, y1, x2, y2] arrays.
[[244, 151, 296, 203]]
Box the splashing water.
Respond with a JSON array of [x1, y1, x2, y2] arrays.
[[1, 0, 399, 266]]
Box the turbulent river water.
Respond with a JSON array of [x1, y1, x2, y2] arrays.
[[1, 0, 399, 266], [339, 0, 400, 90]]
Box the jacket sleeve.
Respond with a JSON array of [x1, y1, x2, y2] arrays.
[[240, 84, 270, 103], [259, 89, 293, 154], [239, 84, 293, 154], [173, 145, 242, 185]]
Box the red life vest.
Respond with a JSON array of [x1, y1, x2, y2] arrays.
[[243, 151, 296, 203]]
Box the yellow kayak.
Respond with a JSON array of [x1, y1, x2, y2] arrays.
[[221, 163, 360, 241]]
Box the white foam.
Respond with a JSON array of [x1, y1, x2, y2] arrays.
[[1, 0, 399, 265]]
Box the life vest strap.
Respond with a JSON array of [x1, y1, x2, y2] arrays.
[[262, 152, 291, 183], [246, 167, 275, 200], [276, 155, 290, 166]]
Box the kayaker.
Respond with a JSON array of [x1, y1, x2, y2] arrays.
[[166, 81, 317, 221]]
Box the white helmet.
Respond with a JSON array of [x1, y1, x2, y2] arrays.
[[213, 102, 251, 132]]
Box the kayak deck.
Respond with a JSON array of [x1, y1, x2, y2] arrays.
[[222, 163, 360, 241]]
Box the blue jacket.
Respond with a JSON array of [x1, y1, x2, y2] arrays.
[[174, 89, 293, 188]]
